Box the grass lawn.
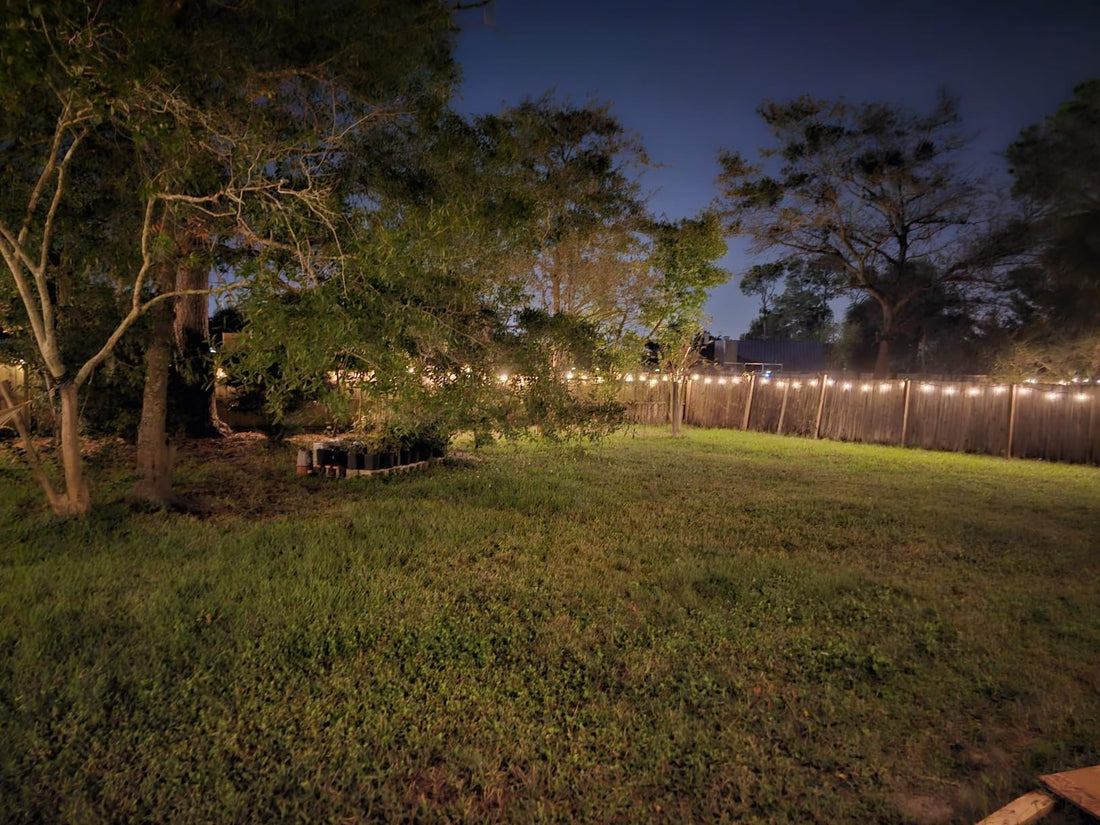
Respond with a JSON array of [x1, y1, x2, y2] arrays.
[[1, 428, 1098, 823]]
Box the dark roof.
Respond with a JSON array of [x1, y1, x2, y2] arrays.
[[732, 339, 827, 372]]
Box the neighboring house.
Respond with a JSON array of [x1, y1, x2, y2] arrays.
[[700, 337, 827, 374]]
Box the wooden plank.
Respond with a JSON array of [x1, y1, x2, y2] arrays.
[[1041, 764, 1100, 818], [977, 791, 1057, 825]]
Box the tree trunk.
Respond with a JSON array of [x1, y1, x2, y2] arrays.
[[873, 301, 896, 379], [873, 337, 892, 379], [670, 378, 682, 436], [56, 381, 91, 516], [171, 246, 225, 437], [133, 299, 174, 506]]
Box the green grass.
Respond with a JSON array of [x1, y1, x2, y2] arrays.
[[1, 429, 1098, 823]]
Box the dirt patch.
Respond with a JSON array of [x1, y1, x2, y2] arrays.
[[893, 792, 957, 824]]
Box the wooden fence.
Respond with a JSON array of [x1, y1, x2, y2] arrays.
[[621, 374, 1100, 465]]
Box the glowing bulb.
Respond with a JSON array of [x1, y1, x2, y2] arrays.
[[691, 373, 700, 380], [842, 382, 852, 391], [718, 377, 727, 385], [625, 374, 634, 382], [498, 374, 508, 383], [861, 383, 872, 392], [704, 377, 712, 384], [793, 381, 802, 389], [921, 383, 934, 393], [967, 388, 980, 397], [943, 387, 956, 396], [879, 383, 891, 392]]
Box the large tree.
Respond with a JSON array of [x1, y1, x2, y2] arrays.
[[479, 97, 651, 335], [998, 79, 1100, 378], [0, 0, 467, 514], [717, 94, 990, 377]]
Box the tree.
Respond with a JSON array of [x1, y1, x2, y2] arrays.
[[0, 0, 465, 515], [640, 212, 729, 435], [738, 262, 783, 338], [717, 94, 990, 377], [742, 257, 840, 341], [479, 97, 651, 335], [998, 79, 1100, 378]]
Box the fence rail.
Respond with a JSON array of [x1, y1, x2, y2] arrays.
[[621, 374, 1100, 465]]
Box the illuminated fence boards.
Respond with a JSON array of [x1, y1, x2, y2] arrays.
[[620, 374, 1100, 465]]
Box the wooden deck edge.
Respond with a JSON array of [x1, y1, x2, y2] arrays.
[[976, 791, 1057, 825]]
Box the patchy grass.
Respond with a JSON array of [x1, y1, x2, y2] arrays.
[[0, 428, 1097, 823]]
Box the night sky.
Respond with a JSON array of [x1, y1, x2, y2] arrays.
[[453, 0, 1100, 338]]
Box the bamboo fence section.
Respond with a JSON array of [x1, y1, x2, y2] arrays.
[[620, 374, 1100, 465]]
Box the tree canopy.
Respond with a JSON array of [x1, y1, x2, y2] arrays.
[[717, 94, 990, 377], [998, 79, 1100, 378]]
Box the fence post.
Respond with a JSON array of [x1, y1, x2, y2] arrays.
[[776, 379, 790, 435], [900, 379, 912, 447], [1006, 383, 1018, 459], [813, 373, 829, 439], [741, 373, 757, 431]]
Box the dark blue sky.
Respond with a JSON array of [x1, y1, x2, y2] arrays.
[[453, 0, 1100, 338]]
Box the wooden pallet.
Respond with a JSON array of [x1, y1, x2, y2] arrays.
[[978, 765, 1100, 824]]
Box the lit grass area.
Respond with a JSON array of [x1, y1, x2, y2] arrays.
[[1, 428, 1098, 823]]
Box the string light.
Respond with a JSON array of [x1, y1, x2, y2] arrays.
[[649, 379, 658, 387], [691, 373, 700, 380], [566, 371, 575, 380], [793, 381, 802, 389], [625, 374, 634, 382], [967, 387, 981, 397], [921, 383, 934, 393], [1076, 394, 1089, 402], [879, 383, 892, 392], [704, 377, 713, 384], [993, 386, 1007, 395], [718, 377, 727, 385], [826, 378, 836, 386], [809, 379, 818, 387], [861, 383, 872, 392], [498, 373, 509, 383], [943, 387, 956, 396], [842, 382, 852, 391], [1046, 392, 1059, 401], [733, 377, 742, 385]]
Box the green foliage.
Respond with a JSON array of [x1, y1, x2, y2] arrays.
[[741, 257, 840, 342], [478, 96, 651, 328], [0, 432, 1097, 821], [999, 79, 1100, 378], [642, 212, 728, 355]]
